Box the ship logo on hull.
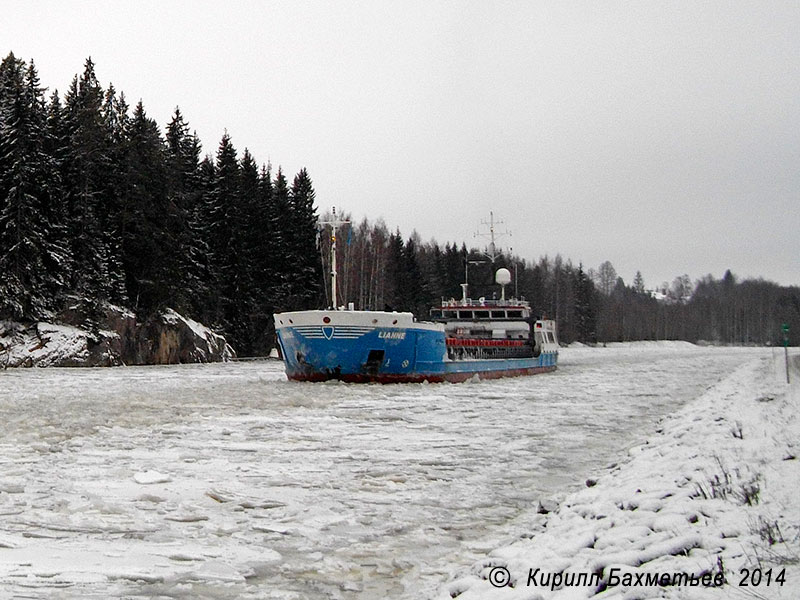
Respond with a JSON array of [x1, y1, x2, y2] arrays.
[[322, 326, 334, 340]]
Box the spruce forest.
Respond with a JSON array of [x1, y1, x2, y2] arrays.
[[1, 53, 798, 355]]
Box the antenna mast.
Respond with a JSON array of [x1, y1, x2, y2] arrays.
[[474, 211, 510, 263], [319, 207, 350, 310]]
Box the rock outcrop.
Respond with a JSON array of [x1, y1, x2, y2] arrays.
[[132, 309, 234, 365], [0, 304, 234, 368]]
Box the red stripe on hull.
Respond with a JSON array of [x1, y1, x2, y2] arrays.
[[445, 338, 527, 347], [285, 365, 556, 384]]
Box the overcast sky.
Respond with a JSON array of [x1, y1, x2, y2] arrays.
[[4, 1, 798, 287]]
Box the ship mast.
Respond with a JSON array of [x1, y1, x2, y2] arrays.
[[461, 211, 509, 303], [474, 210, 510, 263], [320, 207, 350, 310]]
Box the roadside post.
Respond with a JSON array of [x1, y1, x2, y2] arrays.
[[783, 323, 790, 384]]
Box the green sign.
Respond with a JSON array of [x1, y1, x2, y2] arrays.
[[782, 323, 790, 333]]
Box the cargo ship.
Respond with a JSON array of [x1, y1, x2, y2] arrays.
[[273, 210, 558, 383]]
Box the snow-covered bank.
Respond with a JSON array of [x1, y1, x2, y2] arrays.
[[440, 349, 799, 599], [0, 306, 233, 367]]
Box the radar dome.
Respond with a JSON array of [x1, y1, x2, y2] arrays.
[[495, 268, 512, 285]]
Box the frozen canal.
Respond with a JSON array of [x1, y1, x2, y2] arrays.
[[0, 344, 767, 599]]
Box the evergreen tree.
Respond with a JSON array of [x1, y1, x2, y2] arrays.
[[192, 154, 217, 320], [164, 107, 204, 313], [633, 270, 646, 294], [42, 89, 73, 292], [250, 164, 284, 351], [228, 148, 260, 352], [102, 84, 130, 146], [526, 261, 547, 318], [419, 241, 445, 301], [0, 54, 68, 319], [118, 101, 172, 312], [204, 133, 240, 332], [99, 84, 131, 303], [401, 235, 430, 317], [384, 230, 405, 311], [574, 263, 597, 343], [270, 167, 293, 310], [288, 168, 322, 309], [442, 242, 465, 300], [62, 57, 124, 308]]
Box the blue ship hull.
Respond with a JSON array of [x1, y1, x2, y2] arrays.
[[274, 312, 558, 383]]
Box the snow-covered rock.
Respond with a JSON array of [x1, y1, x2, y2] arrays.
[[133, 308, 234, 364], [0, 304, 234, 367], [0, 320, 111, 367]]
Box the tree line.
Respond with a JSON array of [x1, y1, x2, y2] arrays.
[[2, 52, 797, 355], [589, 263, 798, 346], [0, 53, 319, 354], [323, 213, 799, 347]]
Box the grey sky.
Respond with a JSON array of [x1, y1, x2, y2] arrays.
[[5, 0, 799, 287]]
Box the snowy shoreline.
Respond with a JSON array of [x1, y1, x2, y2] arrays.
[[438, 349, 799, 599]]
